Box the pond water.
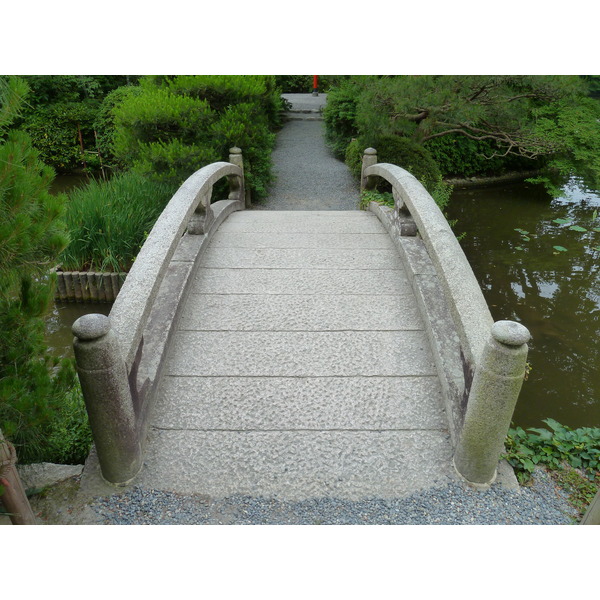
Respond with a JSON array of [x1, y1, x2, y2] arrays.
[[46, 302, 111, 358], [49, 172, 93, 195], [446, 178, 600, 430]]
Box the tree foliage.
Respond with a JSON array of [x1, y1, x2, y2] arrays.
[[111, 75, 282, 197], [0, 77, 91, 464], [324, 75, 600, 191]]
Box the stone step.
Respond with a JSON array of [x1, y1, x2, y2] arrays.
[[137, 429, 454, 500], [201, 246, 403, 270], [178, 293, 422, 332], [218, 211, 383, 234], [191, 267, 412, 295], [165, 330, 437, 377], [154, 375, 446, 431], [209, 231, 395, 250]]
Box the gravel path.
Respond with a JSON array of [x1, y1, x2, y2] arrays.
[[90, 469, 578, 525], [253, 95, 360, 211]]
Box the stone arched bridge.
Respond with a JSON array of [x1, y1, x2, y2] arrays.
[[73, 147, 531, 500]]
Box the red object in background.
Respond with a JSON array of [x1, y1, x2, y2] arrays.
[[313, 75, 319, 95]]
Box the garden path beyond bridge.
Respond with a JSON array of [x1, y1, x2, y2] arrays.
[[75, 95, 530, 501]]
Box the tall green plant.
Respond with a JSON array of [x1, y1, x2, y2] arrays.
[[59, 172, 175, 272]]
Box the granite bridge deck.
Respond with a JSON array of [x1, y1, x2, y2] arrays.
[[132, 209, 455, 499]]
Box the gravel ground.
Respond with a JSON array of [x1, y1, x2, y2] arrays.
[[90, 468, 579, 525]]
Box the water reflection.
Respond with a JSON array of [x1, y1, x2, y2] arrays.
[[447, 178, 600, 429]]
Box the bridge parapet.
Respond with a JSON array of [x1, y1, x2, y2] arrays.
[[362, 149, 531, 487], [72, 150, 246, 484]]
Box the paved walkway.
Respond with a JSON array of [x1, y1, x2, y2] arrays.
[[135, 210, 454, 500], [254, 94, 360, 211]]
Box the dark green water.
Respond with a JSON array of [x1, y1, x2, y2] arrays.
[[46, 302, 111, 358], [447, 178, 600, 430]]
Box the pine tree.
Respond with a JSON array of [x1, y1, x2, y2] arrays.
[[0, 77, 90, 463]]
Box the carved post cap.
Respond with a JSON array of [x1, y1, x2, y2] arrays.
[[72, 313, 111, 340], [229, 146, 242, 155], [491, 320, 531, 346], [363, 147, 377, 156]]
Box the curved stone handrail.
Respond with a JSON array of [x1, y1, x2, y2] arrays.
[[363, 162, 493, 367], [72, 155, 245, 484], [110, 161, 244, 369]]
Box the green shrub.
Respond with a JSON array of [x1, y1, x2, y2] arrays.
[[424, 134, 539, 178], [21, 100, 100, 172], [504, 418, 600, 484], [165, 75, 283, 130], [111, 76, 280, 199], [210, 102, 276, 199], [22, 75, 134, 106], [44, 381, 93, 465], [275, 75, 313, 93], [0, 122, 87, 465], [59, 172, 174, 272], [323, 79, 360, 158], [131, 139, 220, 188], [113, 88, 215, 159], [275, 75, 345, 94], [93, 84, 143, 170]]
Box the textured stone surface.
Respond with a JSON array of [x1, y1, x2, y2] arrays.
[[179, 294, 421, 331], [209, 231, 395, 249], [72, 313, 110, 340], [123, 210, 456, 499], [191, 267, 411, 296], [201, 246, 402, 270], [255, 112, 359, 211], [136, 430, 454, 500], [365, 163, 494, 367], [218, 211, 384, 233], [167, 330, 437, 377], [154, 376, 446, 430], [17, 463, 83, 491]]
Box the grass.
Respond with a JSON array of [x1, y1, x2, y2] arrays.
[[59, 172, 175, 273]]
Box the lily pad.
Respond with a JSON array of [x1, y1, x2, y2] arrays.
[[553, 218, 571, 225], [569, 225, 587, 232], [553, 245, 568, 252]]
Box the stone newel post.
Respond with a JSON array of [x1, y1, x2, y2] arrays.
[[454, 320, 531, 487], [361, 148, 378, 191], [72, 314, 142, 485], [228, 146, 250, 208]]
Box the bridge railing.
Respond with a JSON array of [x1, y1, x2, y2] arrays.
[[362, 148, 531, 487], [71, 148, 246, 485]]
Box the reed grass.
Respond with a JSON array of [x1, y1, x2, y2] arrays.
[[59, 172, 175, 272]]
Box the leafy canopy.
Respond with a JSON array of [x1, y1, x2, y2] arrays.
[[332, 75, 600, 192]]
